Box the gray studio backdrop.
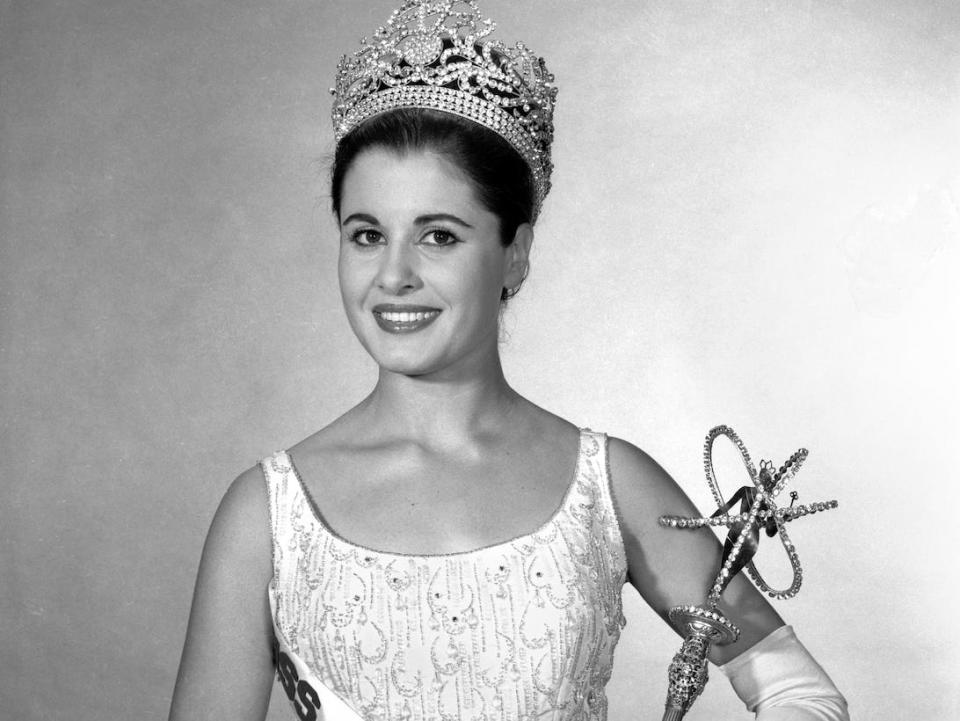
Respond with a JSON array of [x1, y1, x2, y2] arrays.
[[2, 1, 958, 719]]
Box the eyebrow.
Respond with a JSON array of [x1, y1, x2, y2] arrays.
[[341, 212, 474, 229]]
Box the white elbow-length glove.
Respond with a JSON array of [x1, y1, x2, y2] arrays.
[[719, 625, 849, 720]]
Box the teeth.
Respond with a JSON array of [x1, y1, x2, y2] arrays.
[[379, 310, 438, 323]]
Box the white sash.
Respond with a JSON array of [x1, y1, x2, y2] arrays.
[[270, 592, 365, 721]]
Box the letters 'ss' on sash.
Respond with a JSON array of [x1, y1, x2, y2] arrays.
[[270, 593, 364, 721]]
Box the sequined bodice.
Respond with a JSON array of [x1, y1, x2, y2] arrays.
[[263, 430, 627, 721]]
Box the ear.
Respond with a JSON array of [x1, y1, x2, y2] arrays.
[[502, 222, 533, 293]]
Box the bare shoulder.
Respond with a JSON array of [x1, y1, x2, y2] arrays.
[[607, 436, 661, 482], [604, 435, 708, 578], [605, 434, 714, 580], [204, 462, 273, 575], [606, 435, 691, 512], [169, 464, 276, 720]]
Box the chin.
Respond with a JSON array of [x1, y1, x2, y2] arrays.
[[363, 341, 439, 377], [376, 356, 444, 378], [357, 322, 496, 379]]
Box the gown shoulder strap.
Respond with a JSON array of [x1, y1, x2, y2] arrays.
[[259, 451, 303, 576]]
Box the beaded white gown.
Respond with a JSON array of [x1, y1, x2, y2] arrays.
[[262, 429, 628, 721]]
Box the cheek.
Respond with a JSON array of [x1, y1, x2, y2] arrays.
[[337, 253, 366, 304], [337, 259, 371, 342], [442, 258, 499, 301], [470, 252, 508, 301], [449, 259, 506, 326]]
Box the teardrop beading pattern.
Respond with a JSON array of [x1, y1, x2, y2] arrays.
[[263, 430, 627, 721]]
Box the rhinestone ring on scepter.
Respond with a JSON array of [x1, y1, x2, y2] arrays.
[[656, 425, 838, 721]]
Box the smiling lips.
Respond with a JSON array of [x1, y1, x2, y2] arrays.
[[373, 304, 441, 333]]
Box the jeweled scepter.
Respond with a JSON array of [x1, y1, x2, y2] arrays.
[[657, 425, 838, 721]]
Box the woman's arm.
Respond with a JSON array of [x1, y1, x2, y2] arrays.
[[608, 436, 784, 661], [608, 437, 847, 718], [169, 466, 276, 721], [719, 625, 848, 720]]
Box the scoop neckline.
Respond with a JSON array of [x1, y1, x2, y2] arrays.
[[282, 428, 590, 560]]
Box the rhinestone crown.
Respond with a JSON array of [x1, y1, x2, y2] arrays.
[[331, 0, 557, 219]]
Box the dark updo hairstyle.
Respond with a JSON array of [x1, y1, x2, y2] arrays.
[[330, 108, 535, 300]]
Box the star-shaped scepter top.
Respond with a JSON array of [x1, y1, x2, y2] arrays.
[[659, 425, 838, 606]]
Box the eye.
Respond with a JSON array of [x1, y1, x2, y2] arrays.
[[349, 228, 384, 246], [421, 229, 460, 247]]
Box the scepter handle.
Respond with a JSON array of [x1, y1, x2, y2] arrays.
[[661, 606, 740, 721], [663, 631, 710, 720]]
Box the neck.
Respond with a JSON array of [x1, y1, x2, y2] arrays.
[[358, 353, 521, 446]]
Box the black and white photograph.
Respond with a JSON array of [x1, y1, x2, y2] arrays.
[[1, 1, 957, 719]]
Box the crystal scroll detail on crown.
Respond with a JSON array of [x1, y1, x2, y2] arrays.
[[331, 0, 557, 219]]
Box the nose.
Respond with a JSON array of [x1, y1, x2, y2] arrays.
[[374, 239, 422, 295]]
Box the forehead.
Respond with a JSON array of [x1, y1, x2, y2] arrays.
[[339, 148, 480, 217]]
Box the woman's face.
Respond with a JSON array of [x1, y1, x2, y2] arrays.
[[337, 147, 529, 378]]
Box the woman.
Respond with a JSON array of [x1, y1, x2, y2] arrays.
[[170, 2, 848, 719]]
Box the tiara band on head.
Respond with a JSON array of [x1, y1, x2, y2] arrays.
[[331, 0, 557, 220]]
